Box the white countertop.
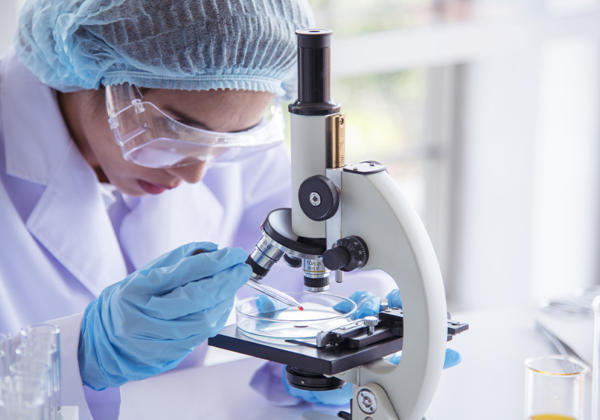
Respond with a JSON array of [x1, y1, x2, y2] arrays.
[[119, 308, 560, 419]]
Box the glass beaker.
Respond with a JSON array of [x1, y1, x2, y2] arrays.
[[0, 374, 49, 420], [19, 324, 61, 411], [17, 324, 61, 420], [525, 355, 588, 420]]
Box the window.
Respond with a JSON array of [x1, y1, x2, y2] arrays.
[[309, 0, 600, 310], [308, 0, 460, 287]]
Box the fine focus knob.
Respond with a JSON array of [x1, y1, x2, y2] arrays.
[[322, 246, 350, 271], [298, 175, 340, 221], [322, 236, 369, 272]]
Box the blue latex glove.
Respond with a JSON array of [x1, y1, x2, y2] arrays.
[[334, 289, 402, 316], [78, 242, 250, 390], [255, 294, 288, 316], [386, 288, 403, 308], [389, 348, 462, 368], [255, 294, 289, 331], [383, 289, 460, 368], [333, 290, 381, 319]]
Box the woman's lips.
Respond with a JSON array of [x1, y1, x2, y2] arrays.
[[137, 180, 172, 194]]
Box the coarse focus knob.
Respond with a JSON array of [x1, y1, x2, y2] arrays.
[[298, 175, 340, 221], [322, 236, 369, 272]]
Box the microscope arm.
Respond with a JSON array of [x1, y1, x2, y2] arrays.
[[337, 166, 448, 420]]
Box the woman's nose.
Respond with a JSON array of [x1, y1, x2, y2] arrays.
[[166, 160, 207, 183]]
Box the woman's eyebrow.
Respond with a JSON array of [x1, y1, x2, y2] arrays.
[[163, 107, 212, 130]]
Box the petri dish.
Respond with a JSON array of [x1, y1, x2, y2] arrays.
[[236, 292, 357, 342]]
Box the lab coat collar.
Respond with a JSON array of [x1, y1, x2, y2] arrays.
[[1, 48, 72, 185], [1, 50, 127, 296]]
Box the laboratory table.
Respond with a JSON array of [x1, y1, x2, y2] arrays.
[[119, 308, 561, 420]]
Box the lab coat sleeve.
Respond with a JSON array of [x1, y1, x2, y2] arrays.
[[50, 313, 94, 420]]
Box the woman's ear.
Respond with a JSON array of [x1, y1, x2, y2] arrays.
[[91, 88, 106, 116]]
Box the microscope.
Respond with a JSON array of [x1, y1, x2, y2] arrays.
[[208, 29, 468, 420]]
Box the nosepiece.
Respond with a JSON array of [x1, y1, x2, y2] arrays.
[[245, 208, 330, 292]]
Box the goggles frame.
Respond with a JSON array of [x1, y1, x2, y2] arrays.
[[105, 84, 285, 168]]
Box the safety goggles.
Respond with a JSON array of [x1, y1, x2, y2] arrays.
[[105, 84, 285, 168]]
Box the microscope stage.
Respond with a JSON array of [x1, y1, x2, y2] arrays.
[[208, 324, 405, 375]]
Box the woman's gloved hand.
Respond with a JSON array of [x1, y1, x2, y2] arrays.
[[78, 242, 251, 390], [388, 348, 462, 368], [333, 289, 403, 318], [333, 290, 381, 319]]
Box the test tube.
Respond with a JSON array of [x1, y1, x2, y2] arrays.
[[592, 296, 600, 420]]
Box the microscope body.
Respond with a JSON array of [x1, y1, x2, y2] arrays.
[[293, 125, 448, 420], [244, 30, 449, 419]]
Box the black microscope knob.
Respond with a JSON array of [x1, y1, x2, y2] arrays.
[[322, 246, 350, 271], [323, 236, 369, 272], [298, 175, 340, 221]]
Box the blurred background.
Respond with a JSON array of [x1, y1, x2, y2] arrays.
[[1, 0, 598, 312]]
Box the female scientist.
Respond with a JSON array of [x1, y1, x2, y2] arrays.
[[0, 0, 314, 418]]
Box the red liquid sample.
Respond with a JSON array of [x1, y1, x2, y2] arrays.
[[298, 306, 304, 311]]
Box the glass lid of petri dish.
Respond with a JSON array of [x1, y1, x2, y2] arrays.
[[236, 292, 357, 342]]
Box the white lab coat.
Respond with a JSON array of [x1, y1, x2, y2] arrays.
[[0, 49, 294, 419]]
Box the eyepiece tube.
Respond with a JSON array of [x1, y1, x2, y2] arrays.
[[289, 29, 340, 116]]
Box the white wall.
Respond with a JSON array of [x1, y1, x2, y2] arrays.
[[450, 50, 540, 310], [450, 38, 600, 310], [530, 39, 600, 300]]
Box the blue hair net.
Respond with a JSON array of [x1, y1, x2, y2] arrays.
[[16, 0, 314, 97]]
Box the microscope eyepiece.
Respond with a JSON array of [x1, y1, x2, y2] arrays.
[[289, 29, 340, 116], [245, 209, 331, 291]]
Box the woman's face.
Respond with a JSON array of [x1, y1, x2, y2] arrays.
[[61, 88, 274, 196]]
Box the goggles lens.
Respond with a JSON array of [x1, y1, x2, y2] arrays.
[[105, 84, 285, 168]]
